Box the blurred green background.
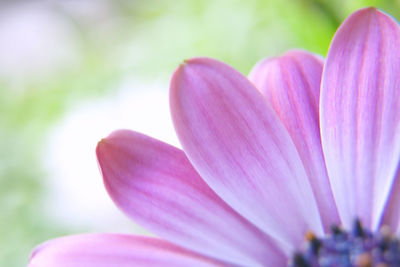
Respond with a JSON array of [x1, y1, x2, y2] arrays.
[[1, 0, 399, 266]]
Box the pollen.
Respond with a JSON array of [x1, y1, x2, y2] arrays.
[[355, 252, 373, 267], [289, 219, 400, 267]]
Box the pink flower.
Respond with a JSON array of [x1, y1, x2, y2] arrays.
[[29, 7, 400, 267]]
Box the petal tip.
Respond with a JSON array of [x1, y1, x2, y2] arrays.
[[349, 6, 389, 22], [178, 57, 218, 69], [179, 59, 189, 68], [179, 57, 201, 68], [97, 137, 106, 146], [96, 135, 111, 154], [95, 130, 129, 160]]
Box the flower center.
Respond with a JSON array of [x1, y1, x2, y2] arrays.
[[289, 219, 400, 267]]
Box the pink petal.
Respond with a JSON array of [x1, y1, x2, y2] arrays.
[[170, 57, 323, 251], [28, 234, 224, 267], [380, 170, 400, 232], [320, 7, 400, 230], [249, 50, 340, 231], [96, 130, 286, 266]]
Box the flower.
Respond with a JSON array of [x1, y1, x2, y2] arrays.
[[29, 7, 400, 267]]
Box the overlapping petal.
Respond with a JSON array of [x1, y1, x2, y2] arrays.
[[380, 169, 400, 232], [29, 7, 400, 266], [28, 234, 223, 267], [96, 130, 286, 266], [249, 50, 340, 231], [170, 57, 323, 251], [320, 7, 400, 230]]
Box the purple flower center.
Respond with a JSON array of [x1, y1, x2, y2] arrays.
[[289, 220, 400, 267]]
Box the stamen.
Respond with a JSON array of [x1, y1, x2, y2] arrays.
[[355, 252, 372, 267], [293, 253, 311, 267], [289, 219, 400, 267], [305, 231, 316, 241], [304, 231, 322, 255], [331, 224, 344, 237], [353, 219, 365, 238]]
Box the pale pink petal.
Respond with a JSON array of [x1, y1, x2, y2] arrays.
[[320, 7, 400, 230], [96, 130, 286, 266], [249, 50, 340, 231], [170, 57, 323, 251], [28, 234, 224, 267]]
